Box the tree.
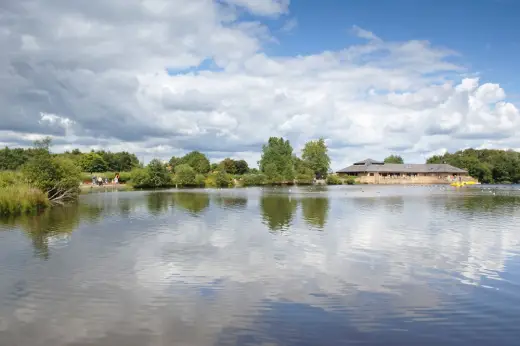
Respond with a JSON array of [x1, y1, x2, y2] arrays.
[[169, 156, 181, 171], [234, 159, 249, 175], [301, 138, 330, 179], [219, 158, 237, 174], [384, 155, 404, 164], [179, 151, 210, 174], [259, 137, 294, 183], [174, 164, 196, 186], [146, 159, 172, 187], [79, 152, 108, 173], [22, 140, 80, 204]]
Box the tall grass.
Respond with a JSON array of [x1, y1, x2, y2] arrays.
[[0, 184, 50, 216]]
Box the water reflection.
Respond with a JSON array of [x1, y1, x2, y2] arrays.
[[213, 194, 248, 210], [1, 187, 520, 345], [0, 203, 82, 259], [301, 197, 329, 229], [146, 192, 172, 216], [260, 193, 298, 231], [172, 191, 210, 215]]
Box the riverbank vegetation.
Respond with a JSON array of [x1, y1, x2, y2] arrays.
[[0, 138, 81, 215], [427, 149, 520, 184]]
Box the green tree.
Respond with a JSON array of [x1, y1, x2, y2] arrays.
[[384, 155, 404, 164], [179, 151, 210, 174], [219, 158, 237, 174], [259, 137, 294, 183], [234, 159, 249, 175], [301, 138, 330, 179], [79, 152, 108, 173], [174, 164, 196, 186], [22, 140, 80, 203], [169, 156, 181, 171], [146, 159, 172, 187]]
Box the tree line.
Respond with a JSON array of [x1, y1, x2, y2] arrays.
[[427, 148, 520, 184], [0, 146, 140, 173]]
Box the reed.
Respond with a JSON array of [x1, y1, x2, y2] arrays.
[[0, 184, 50, 216]]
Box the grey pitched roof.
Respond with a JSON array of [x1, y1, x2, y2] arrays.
[[336, 161, 467, 174], [353, 158, 384, 165]]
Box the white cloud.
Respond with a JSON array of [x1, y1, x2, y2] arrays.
[[0, 0, 519, 169]]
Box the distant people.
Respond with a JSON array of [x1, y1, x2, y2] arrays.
[[114, 174, 119, 184], [97, 176, 103, 186], [92, 176, 96, 185]]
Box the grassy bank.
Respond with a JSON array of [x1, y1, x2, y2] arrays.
[[0, 184, 50, 216]]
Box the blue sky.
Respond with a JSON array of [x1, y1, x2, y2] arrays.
[[269, 0, 519, 100]]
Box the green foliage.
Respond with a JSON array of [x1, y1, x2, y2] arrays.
[[427, 148, 520, 184], [259, 137, 294, 183], [344, 176, 356, 185], [174, 164, 196, 187], [219, 158, 237, 174], [326, 174, 343, 185], [169, 156, 181, 171], [194, 174, 206, 187], [241, 173, 267, 186], [22, 150, 81, 201], [205, 170, 234, 188], [0, 171, 24, 188], [264, 163, 283, 184], [129, 168, 149, 188], [384, 155, 404, 164], [234, 160, 249, 175], [301, 138, 330, 178], [145, 159, 172, 188], [210, 163, 219, 171], [79, 152, 108, 173], [295, 167, 315, 185], [0, 184, 49, 215], [178, 151, 210, 174]]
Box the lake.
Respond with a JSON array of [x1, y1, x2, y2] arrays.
[[1, 185, 520, 346]]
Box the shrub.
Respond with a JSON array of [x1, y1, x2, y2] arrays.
[[129, 160, 172, 188], [22, 153, 81, 203], [205, 170, 234, 188], [174, 164, 196, 187], [0, 171, 24, 188], [326, 174, 343, 185], [241, 173, 267, 186], [295, 167, 315, 185], [0, 184, 49, 215], [194, 174, 206, 187], [344, 176, 356, 185], [129, 168, 149, 188]]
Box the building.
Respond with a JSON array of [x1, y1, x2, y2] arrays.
[[336, 158, 474, 184]]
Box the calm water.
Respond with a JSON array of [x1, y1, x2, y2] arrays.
[[1, 185, 520, 346]]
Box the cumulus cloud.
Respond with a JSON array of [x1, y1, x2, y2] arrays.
[[0, 0, 518, 168]]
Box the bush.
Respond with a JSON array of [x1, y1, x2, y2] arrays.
[[326, 174, 343, 185], [0, 171, 24, 188], [194, 174, 206, 187], [241, 173, 267, 186], [129, 168, 149, 188], [295, 167, 314, 185], [22, 153, 81, 203], [174, 164, 196, 187], [0, 184, 49, 215], [128, 160, 172, 188], [205, 170, 234, 188], [344, 176, 356, 185]]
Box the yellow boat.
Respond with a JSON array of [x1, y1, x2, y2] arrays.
[[450, 181, 479, 187]]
